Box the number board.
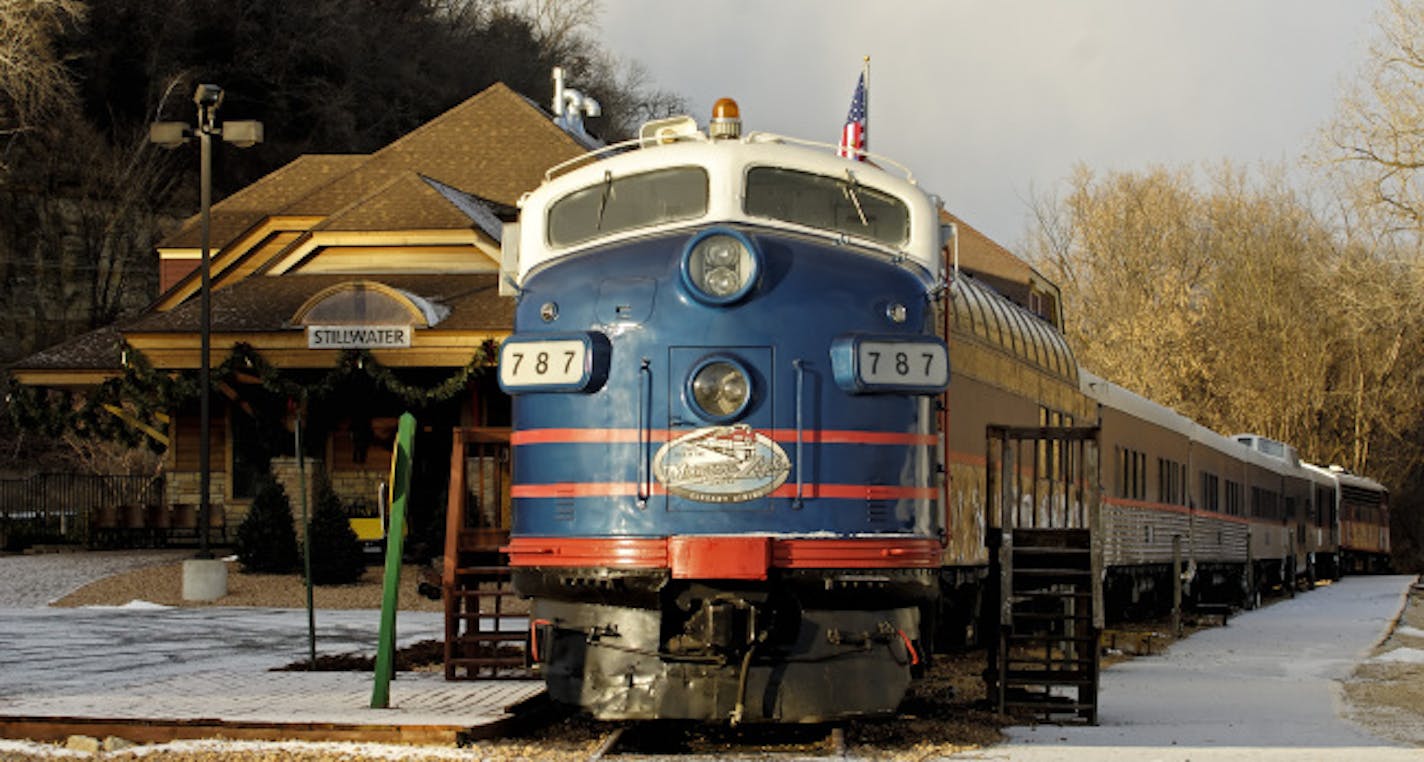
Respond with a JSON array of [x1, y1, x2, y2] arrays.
[[499, 333, 609, 393], [830, 335, 950, 394]]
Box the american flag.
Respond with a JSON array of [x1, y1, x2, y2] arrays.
[[837, 72, 867, 160]]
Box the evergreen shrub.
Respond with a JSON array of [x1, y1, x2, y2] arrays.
[[305, 472, 367, 585], [234, 478, 300, 573]]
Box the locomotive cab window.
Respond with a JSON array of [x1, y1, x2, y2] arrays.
[[744, 166, 910, 247], [547, 166, 709, 247]]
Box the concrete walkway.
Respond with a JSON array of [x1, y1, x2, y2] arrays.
[[953, 574, 1423, 761]]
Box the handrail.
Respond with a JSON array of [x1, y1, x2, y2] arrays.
[[637, 359, 652, 507], [744, 132, 918, 185], [793, 359, 806, 509]]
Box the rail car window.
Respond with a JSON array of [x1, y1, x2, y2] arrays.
[[1158, 458, 1186, 505], [985, 297, 1010, 348], [964, 294, 984, 337], [1006, 307, 1029, 359], [1201, 472, 1220, 513], [1225, 480, 1242, 516], [1315, 486, 1333, 527], [547, 166, 708, 247], [1117, 447, 1147, 500], [1250, 486, 1281, 520], [744, 167, 910, 247], [1030, 320, 1053, 369]]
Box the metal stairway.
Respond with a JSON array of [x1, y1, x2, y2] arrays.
[[984, 425, 1103, 725], [994, 528, 1099, 723]]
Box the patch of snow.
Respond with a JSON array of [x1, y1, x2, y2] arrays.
[[1371, 647, 1424, 664], [1392, 624, 1424, 639], [0, 739, 87, 758], [79, 600, 171, 611]]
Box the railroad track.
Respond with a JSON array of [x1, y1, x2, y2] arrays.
[[588, 721, 847, 759], [457, 689, 856, 759]]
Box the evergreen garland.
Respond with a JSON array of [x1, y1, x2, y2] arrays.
[[5, 338, 499, 449]]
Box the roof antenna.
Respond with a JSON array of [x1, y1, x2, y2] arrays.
[[551, 66, 601, 142]]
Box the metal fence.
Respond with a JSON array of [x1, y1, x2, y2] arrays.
[[0, 473, 163, 549]]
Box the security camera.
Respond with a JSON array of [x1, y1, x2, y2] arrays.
[[193, 84, 224, 108]]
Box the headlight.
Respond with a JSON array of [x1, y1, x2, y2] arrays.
[[681, 229, 759, 304], [689, 358, 752, 420]]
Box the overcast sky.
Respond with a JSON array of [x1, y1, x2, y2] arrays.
[[595, 1, 1387, 250]]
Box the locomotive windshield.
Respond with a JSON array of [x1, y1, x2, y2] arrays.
[[547, 166, 708, 246], [744, 166, 910, 247]]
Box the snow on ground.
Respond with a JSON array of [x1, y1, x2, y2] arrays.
[[0, 605, 447, 700], [950, 574, 1423, 761], [1371, 647, 1424, 664]]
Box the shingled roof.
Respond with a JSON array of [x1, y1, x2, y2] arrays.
[[158, 83, 585, 253], [160, 155, 367, 249]]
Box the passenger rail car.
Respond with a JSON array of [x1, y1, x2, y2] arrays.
[[1331, 468, 1390, 573], [499, 103, 949, 723], [1074, 375, 1384, 613]]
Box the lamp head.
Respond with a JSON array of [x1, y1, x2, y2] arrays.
[[193, 84, 224, 108], [149, 121, 188, 149]]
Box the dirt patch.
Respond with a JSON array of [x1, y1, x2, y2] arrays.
[[1341, 578, 1424, 745], [51, 559, 446, 611]]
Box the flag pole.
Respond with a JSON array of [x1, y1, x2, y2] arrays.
[[862, 56, 870, 152]]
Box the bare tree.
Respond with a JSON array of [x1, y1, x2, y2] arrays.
[[1025, 163, 1214, 412], [0, 0, 86, 165], [1322, 0, 1424, 236], [1027, 162, 1357, 456], [513, 0, 685, 139]]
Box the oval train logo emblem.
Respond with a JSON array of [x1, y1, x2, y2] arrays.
[[653, 424, 790, 502]]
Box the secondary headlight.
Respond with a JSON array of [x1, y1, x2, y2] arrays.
[[682, 229, 759, 304], [689, 358, 752, 420]]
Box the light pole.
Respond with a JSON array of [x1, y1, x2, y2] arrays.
[[151, 84, 262, 573]]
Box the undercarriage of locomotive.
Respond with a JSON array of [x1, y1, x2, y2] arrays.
[[516, 567, 935, 723]]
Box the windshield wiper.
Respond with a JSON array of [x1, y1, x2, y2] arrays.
[[596, 170, 613, 230], [843, 169, 869, 228]]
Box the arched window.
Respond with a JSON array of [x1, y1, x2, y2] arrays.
[[292, 281, 448, 327]]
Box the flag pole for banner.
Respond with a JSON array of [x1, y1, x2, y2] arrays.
[[863, 55, 870, 150]]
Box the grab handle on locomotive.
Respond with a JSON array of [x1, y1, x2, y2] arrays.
[[793, 358, 806, 509], [637, 358, 652, 507]]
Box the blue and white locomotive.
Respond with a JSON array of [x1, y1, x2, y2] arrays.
[[498, 100, 950, 722]]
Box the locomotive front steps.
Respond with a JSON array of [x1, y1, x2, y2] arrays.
[[440, 429, 534, 680], [443, 551, 532, 680]]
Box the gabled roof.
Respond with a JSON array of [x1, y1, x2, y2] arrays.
[[160, 155, 367, 249], [275, 83, 585, 218], [157, 83, 584, 256], [316, 171, 483, 233]]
